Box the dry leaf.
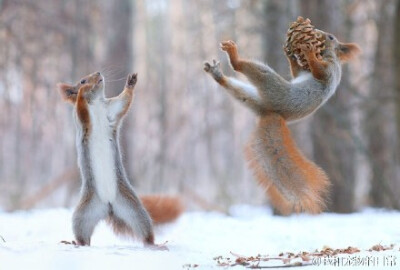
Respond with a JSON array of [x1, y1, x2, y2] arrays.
[[369, 244, 394, 252]]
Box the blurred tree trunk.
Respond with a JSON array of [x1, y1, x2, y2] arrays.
[[2, 0, 399, 210], [283, 3, 315, 164], [367, 0, 398, 208], [64, 0, 97, 205], [300, 0, 357, 213], [263, 0, 315, 214], [68, 0, 94, 80], [156, 7, 168, 192], [210, 0, 239, 206], [262, 0, 292, 75], [394, 0, 400, 171], [102, 0, 134, 180]]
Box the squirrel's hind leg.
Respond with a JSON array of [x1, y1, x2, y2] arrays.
[[112, 182, 155, 246], [72, 192, 108, 246]]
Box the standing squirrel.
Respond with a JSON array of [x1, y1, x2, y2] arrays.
[[204, 30, 360, 214], [58, 72, 182, 246]]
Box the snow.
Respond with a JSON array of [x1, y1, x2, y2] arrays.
[[0, 206, 399, 269]]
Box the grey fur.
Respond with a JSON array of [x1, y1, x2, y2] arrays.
[[204, 45, 343, 123], [204, 60, 265, 113]]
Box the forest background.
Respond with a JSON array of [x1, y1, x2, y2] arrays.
[[0, 0, 399, 213]]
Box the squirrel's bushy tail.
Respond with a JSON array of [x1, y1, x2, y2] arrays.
[[245, 113, 330, 214], [140, 195, 184, 224]]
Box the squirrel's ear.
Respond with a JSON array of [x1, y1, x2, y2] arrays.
[[337, 42, 361, 62], [57, 83, 77, 104]]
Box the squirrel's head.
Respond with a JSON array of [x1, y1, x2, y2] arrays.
[[58, 71, 104, 104], [317, 30, 361, 62]]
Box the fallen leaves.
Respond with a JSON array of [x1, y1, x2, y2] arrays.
[[368, 243, 394, 252], [213, 251, 311, 268], [212, 243, 396, 268], [182, 263, 199, 268], [213, 255, 232, 267], [60, 240, 77, 245], [317, 246, 360, 256]]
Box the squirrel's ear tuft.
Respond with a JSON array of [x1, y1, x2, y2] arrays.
[[57, 83, 77, 104], [337, 42, 361, 62]]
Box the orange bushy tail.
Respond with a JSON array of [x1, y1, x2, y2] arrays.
[[245, 113, 330, 214], [140, 195, 184, 224]]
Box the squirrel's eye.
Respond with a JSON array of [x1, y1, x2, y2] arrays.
[[328, 35, 334, 40], [80, 79, 86, 84]]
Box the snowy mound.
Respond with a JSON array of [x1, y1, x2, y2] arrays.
[[0, 206, 399, 269]]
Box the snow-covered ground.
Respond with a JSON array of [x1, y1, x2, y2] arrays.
[[0, 206, 399, 269]]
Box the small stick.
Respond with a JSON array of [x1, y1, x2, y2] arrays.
[[247, 262, 312, 268]]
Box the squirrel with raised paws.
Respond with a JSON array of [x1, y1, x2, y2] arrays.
[[204, 26, 360, 214], [58, 72, 181, 247]]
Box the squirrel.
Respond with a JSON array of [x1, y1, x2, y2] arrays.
[[57, 72, 182, 246], [204, 30, 360, 214]]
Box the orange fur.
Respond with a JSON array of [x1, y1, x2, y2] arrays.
[[59, 72, 183, 227], [58, 72, 102, 106], [106, 195, 183, 241], [221, 40, 242, 71], [57, 83, 77, 104], [266, 185, 293, 215], [301, 45, 330, 81], [118, 89, 133, 119], [140, 195, 184, 225], [75, 85, 92, 138], [245, 113, 330, 214], [108, 86, 134, 123], [107, 194, 183, 233], [337, 42, 361, 62], [106, 211, 135, 238]]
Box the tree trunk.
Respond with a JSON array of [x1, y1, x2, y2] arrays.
[[102, 0, 134, 181], [394, 0, 400, 187], [263, 0, 314, 214], [367, 0, 399, 208], [300, 0, 357, 213]]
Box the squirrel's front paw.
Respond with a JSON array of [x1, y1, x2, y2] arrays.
[[299, 44, 314, 54], [126, 73, 138, 88], [204, 60, 223, 81], [220, 40, 238, 53], [204, 60, 220, 72]]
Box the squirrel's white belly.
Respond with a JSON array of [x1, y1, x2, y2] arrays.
[[89, 102, 117, 203]]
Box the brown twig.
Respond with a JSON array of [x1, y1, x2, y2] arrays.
[[247, 262, 311, 269]]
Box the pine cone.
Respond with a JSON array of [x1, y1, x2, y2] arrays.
[[284, 16, 326, 71]]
